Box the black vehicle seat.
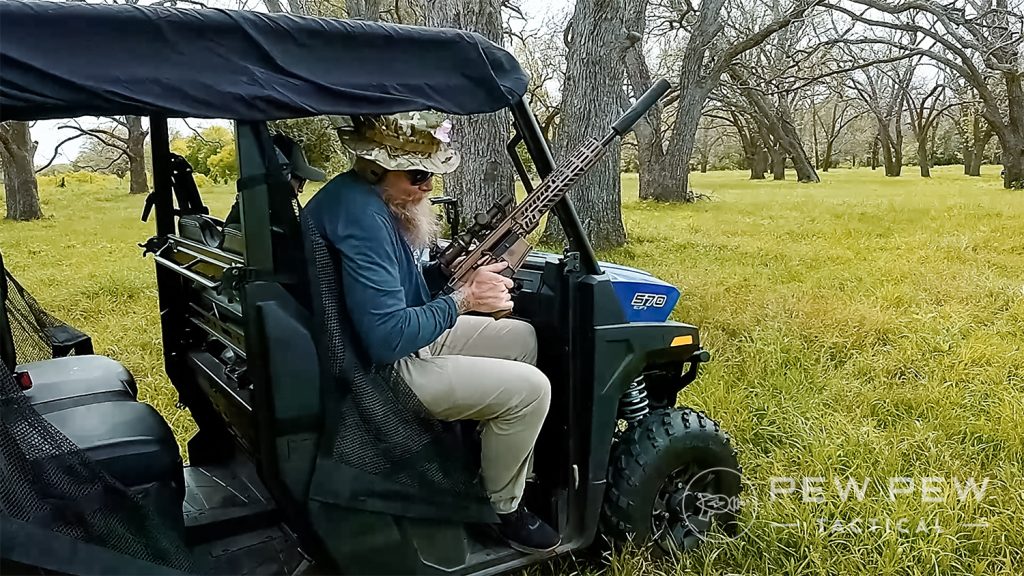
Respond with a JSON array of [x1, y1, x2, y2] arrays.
[[0, 254, 182, 497], [21, 355, 137, 415], [178, 214, 224, 248], [41, 400, 183, 490], [170, 152, 225, 248], [221, 223, 244, 255]]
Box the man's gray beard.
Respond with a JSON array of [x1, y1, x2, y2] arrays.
[[384, 193, 440, 252]]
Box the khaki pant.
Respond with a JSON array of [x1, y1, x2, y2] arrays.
[[395, 315, 551, 514]]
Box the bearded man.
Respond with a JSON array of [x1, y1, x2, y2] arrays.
[[303, 111, 560, 554]]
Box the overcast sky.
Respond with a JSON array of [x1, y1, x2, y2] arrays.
[[31, 0, 571, 166]]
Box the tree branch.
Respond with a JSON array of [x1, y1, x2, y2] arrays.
[[823, 1, 991, 86], [0, 127, 14, 157], [181, 119, 216, 144], [79, 151, 128, 173], [713, 0, 824, 78], [846, 0, 1022, 74], [57, 124, 130, 155], [34, 133, 88, 173], [759, 40, 931, 96]]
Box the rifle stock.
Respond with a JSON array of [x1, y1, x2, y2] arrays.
[[437, 79, 672, 318]]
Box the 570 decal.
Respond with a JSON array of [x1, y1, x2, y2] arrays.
[[630, 292, 668, 310]]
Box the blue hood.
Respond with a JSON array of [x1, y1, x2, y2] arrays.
[[595, 260, 680, 323]]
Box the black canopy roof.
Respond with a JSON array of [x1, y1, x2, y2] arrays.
[[0, 0, 530, 122]]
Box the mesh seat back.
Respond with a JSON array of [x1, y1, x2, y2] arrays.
[[1, 260, 93, 364], [300, 212, 492, 521]]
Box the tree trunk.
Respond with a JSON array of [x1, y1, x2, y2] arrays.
[[965, 117, 990, 176], [624, 0, 658, 201], [822, 139, 833, 172], [637, 154, 660, 200], [346, 0, 380, 18], [768, 144, 785, 180], [812, 107, 821, 169], [963, 145, 974, 175], [647, 81, 706, 202], [734, 72, 818, 183], [1004, 145, 1023, 189], [917, 137, 930, 178], [781, 119, 819, 182], [751, 148, 768, 179], [878, 128, 899, 177], [998, 75, 1024, 188], [893, 132, 903, 176], [0, 121, 43, 221], [871, 136, 879, 170], [425, 1, 514, 230], [642, 0, 726, 203], [967, 152, 983, 176], [629, 104, 662, 201], [125, 116, 149, 195], [731, 113, 764, 180], [540, 0, 628, 248]]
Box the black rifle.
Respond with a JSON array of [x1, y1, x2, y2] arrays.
[[436, 79, 671, 316]]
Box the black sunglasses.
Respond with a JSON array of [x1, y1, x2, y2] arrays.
[[405, 170, 433, 186]]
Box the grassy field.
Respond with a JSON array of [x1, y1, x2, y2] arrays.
[[2, 166, 1023, 575]]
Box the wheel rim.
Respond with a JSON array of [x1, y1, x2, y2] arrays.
[[650, 463, 722, 554]]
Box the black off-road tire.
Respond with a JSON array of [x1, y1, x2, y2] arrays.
[[601, 407, 742, 557]]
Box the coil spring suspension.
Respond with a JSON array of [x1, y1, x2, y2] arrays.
[[618, 377, 650, 424]]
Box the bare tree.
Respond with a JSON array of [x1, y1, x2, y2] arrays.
[[509, 11, 566, 142], [693, 118, 730, 173], [425, 1, 515, 229], [823, 0, 1024, 188], [540, 0, 632, 248], [949, 71, 996, 176], [709, 87, 788, 179], [0, 121, 43, 221], [904, 83, 954, 177], [814, 95, 864, 171], [729, 7, 822, 182], [59, 117, 150, 194], [624, 0, 824, 202], [960, 104, 996, 177], [847, 55, 915, 177], [706, 99, 771, 178], [379, 0, 423, 24], [727, 69, 821, 182], [732, 111, 770, 178]]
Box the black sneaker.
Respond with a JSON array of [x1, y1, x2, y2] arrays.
[[497, 507, 561, 554]]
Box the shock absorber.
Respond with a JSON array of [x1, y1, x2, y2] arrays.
[[618, 376, 650, 424]]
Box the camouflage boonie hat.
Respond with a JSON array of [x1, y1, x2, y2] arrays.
[[334, 111, 460, 174]]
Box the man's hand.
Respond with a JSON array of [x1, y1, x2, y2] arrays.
[[454, 261, 514, 314]]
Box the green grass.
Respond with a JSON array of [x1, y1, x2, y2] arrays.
[[3, 166, 1023, 575]]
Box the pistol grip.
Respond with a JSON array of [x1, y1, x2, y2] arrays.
[[489, 266, 518, 320], [491, 308, 513, 320]]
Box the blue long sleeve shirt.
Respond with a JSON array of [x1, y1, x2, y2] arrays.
[[304, 171, 458, 365]]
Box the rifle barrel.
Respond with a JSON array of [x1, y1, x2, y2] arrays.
[[609, 78, 672, 139]]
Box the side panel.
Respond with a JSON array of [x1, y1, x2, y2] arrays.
[[576, 275, 705, 545], [250, 289, 322, 503]]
